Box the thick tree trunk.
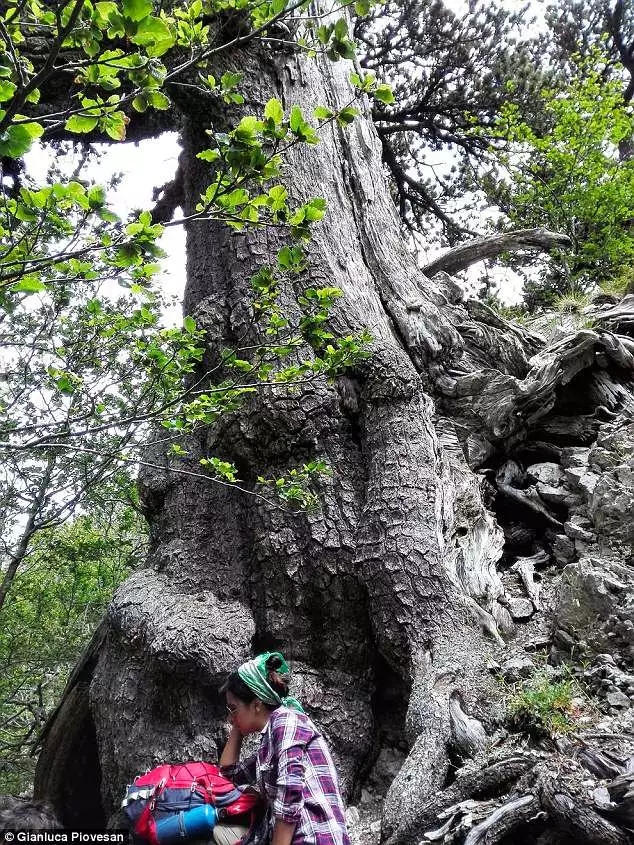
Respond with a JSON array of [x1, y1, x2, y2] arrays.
[[35, 22, 500, 826], [34, 8, 634, 845]]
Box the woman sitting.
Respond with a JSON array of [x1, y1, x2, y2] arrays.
[[219, 652, 350, 845]]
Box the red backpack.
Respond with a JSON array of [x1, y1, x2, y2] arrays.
[[121, 761, 261, 845]]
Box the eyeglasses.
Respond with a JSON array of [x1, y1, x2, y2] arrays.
[[226, 704, 238, 716]]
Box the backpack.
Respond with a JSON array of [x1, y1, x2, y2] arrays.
[[121, 761, 261, 845]]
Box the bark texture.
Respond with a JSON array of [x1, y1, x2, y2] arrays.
[[34, 8, 634, 845]]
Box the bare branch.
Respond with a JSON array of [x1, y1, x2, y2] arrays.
[[421, 227, 571, 277]]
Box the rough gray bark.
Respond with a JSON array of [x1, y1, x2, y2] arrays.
[[33, 7, 634, 845], [35, 20, 502, 826]]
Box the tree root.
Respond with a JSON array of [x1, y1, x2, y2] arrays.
[[538, 768, 631, 845], [384, 753, 537, 845], [463, 794, 541, 844], [407, 743, 634, 845]]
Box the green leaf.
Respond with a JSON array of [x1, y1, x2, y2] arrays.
[[334, 18, 348, 39], [101, 111, 128, 141], [264, 98, 284, 125], [0, 80, 17, 103], [0, 121, 44, 157], [10, 277, 47, 293], [304, 197, 327, 221], [147, 90, 170, 110], [268, 185, 288, 211], [197, 149, 220, 163], [235, 115, 263, 139], [130, 17, 176, 56], [290, 105, 304, 133], [132, 94, 148, 112], [335, 39, 356, 60], [337, 106, 360, 126], [122, 0, 152, 22], [313, 106, 334, 120], [65, 114, 99, 133], [87, 185, 106, 208], [374, 84, 395, 105]]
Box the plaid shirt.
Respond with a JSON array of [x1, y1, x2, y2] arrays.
[[221, 706, 350, 845]]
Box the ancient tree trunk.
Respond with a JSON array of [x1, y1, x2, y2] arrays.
[[34, 9, 634, 845], [35, 20, 499, 825]]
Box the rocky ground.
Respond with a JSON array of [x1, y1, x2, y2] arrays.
[[347, 294, 634, 845]]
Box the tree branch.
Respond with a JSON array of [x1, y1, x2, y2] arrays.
[[421, 228, 571, 277]]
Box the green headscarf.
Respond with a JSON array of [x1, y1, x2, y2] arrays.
[[237, 651, 304, 713]]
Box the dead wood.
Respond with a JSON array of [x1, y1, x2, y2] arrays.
[[421, 228, 571, 278]]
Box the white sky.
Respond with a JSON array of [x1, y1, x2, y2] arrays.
[[26, 133, 186, 325]]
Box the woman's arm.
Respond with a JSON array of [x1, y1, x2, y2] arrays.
[[219, 725, 257, 785], [271, 820, 297, 845], [220, 725, 243, 767]]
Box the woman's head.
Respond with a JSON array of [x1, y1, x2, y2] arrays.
[[224, 653, 292, 734]]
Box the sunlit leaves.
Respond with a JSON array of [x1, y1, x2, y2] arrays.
[[0, 115, 43, 157], [477, 48, 634, 306], [0, 507, 145, 794], [0, 0, 378, 533]]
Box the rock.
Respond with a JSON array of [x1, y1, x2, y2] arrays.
[[561, 447, 591, 469], [589, 421, 634, 471], [589, 464, 634, 545], [347, 807, 361, 825], [527, 462, 566, 486], [564, 520, 595, 542], [554, 629, 576, 650], [576, 472, 600, 497], [564, 467, 587, 489], [552, 533, 576, 566], [500, 657, 535, 682], [536, 483, 582, 508], [524, 637, 552, 652], [555, 559, 634, 656], [593, 785, 612, 809], [595, 653, 616, 665], [606, 689, 631, 708], [506, 597, 535, 620]]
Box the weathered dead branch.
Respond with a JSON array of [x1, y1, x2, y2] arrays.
[[421, 228, 571, 278]]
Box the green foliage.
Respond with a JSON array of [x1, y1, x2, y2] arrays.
[[0, 504, 146, 794], [0, 0, 382, 634], [554, 290, 591, 314], [507, 675, 580, 738], [478, 50, 634, 309], [257, 461, 333, 511]]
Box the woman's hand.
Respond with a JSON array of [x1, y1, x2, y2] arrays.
[[219, 723, 244, 767]]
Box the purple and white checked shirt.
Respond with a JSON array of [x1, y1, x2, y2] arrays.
[[221, 706, 350, 845]]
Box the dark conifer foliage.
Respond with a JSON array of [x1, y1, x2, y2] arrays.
[[355, 1, 550, 243]]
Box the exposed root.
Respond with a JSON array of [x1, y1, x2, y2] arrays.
[[403, 740, 634, 845], [511, 554, 545, 610], [538, 767, 631, 845], [449, 694, 488, 760], [462, 794, 541, 844]]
